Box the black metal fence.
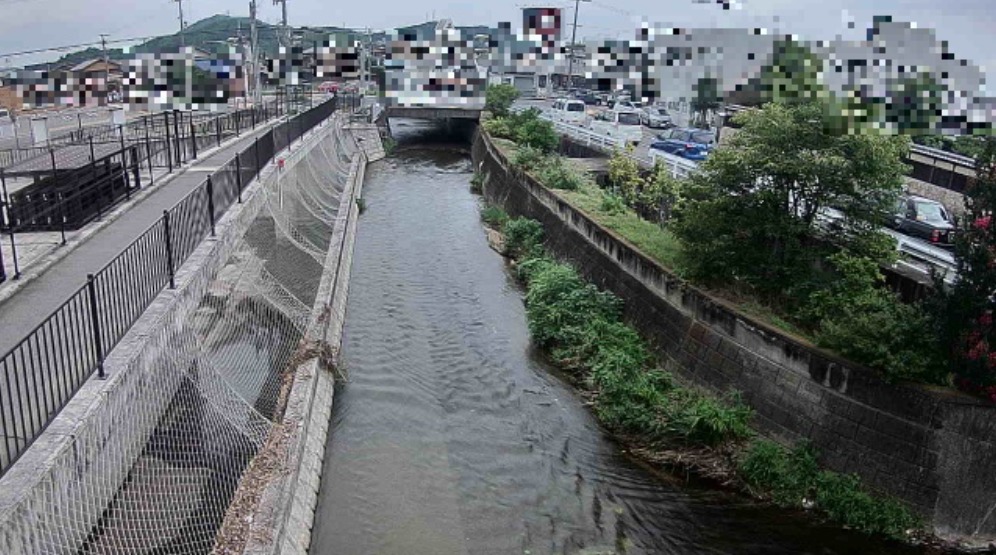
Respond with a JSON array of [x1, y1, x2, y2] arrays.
[[0, 94, 351, 476]]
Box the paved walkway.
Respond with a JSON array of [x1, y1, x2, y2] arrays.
[[0, 117, 287, 355]]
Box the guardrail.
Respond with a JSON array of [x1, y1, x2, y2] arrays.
[[909, 142, 977, 169], [0, 95, 353, 478]]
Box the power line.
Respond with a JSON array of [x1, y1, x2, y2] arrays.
[[0, 36, 156, 59]]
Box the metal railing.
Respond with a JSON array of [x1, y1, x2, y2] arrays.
[[0, 94, 352, 477]]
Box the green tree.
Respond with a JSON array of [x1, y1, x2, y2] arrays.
[[485, 83, 520, 117], [885, 72, 944, 134], [935, 137, 996, 397], [759, 39, 829, 105], [672, 101, 909, 298], [691, 76, 722, 129]]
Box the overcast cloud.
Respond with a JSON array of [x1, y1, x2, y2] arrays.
[[1, 0, 993, 91]]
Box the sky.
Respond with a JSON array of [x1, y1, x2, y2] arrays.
[[0, 0, 993, 92]]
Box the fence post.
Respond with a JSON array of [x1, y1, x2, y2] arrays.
[[162, 209, 175, 289], [254, 137, 261, 177], [235, 155, 243, 203], [164, 111, 173, 173], [144, 116, 154, 185], [252, 106, 257, 129], [48, 148, 67, 245], [88, 135, 95, 163], [206, 175, 216, 237], [86, 274, 106, 379], [1, 169, 19, 280], [131, 146, 141, 190], [235, 109, 241, 137], [190, 120, 198, 160], [172, 109, 181, 165], [216, 116, 222, 148]]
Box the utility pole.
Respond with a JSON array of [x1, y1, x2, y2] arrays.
[[174, 0, 186, 48], [273, 0, 290, 48], [99, 34, 110, 106], [567, 0, 590, 87], [249, 0, 261, 105]]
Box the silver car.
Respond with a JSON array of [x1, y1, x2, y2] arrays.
[[641, 106, 673, 128]]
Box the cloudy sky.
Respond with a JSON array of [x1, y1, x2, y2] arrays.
[[1, 0, 993, 90]]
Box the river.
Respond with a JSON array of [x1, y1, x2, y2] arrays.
[[309, 120, 928, 555]]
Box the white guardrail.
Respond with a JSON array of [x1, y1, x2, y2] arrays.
[[537, 112, 700, 179], [515, 105, 960, 282]]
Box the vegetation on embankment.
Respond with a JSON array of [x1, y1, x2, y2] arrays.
[[482, 97, 966, 392], [477, 203, 921, 540]]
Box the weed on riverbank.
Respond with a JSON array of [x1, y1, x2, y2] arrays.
[[479, 205, 921, 541]]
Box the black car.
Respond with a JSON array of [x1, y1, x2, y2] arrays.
[[887, 195, 956, 247]]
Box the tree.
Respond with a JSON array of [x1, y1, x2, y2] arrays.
[[690, 77, 722, 129], [672, 100, 909, 298], [885, 72, 944, 134], [758, 39, 829, 106], [935, 137, 996, 398], [485, 83, 519, 118]]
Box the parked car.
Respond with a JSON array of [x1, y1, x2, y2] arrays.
[[606, 92, 631, 109], [654, 127, 716, 155], [550, 98, 588, 125], [588, 109, 643, 146], [649, 139, 709, 161], [641, 105, 674, 128], [575, 90, 602, 105], [886, 195, 957, 247]]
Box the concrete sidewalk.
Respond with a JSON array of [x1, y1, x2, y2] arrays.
[[0, 116, 291, 355]]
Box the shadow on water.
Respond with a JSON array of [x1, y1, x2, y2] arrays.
[[310, 119, 933, 555]]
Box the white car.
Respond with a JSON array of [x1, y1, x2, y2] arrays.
[[588, 109, 643, 146], [550, 98, 587, 126]]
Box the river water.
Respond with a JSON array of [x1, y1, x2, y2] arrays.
[[309, 120, 928, 555]]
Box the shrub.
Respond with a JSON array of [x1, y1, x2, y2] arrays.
[[802, 252, 945, 383], [485, 83, 519, 117], [664, 390, 753, 445], [512, 112, 558, 153], [599, 191, 628, 214], [470, 171, 486, 194], [503, 217, 545, 259], [512, 145, 546, 171], [480, 205, 508, 229], [482, 116, 514, 140], [537, 157, 585, 191], [738, 440, 918, 538]]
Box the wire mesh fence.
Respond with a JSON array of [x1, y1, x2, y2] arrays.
[[0, 116, 357, 555], [0, 95, 344, 477]]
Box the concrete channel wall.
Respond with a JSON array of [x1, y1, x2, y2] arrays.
[[238, 132, 372, 555], [0, 114, 360, 554], [473, 130, 996, 542]]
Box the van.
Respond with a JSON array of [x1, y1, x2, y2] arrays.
[[588, 109, 643, 146], [550, 98, 587, 125]]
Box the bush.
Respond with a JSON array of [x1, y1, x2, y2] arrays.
[[485, 83, 519, 117], [512, 111, 558, 153], [470, 171, 486, 194], [512, 145, 546, 171], [537, 157, 585, 190], [503, 217, 545, 259], [738, 440, 918, 538], [480, 205, 508, 229], [599, 191, 628, 214], [664, 390, 753, 445], [802, 253, 945, 383]]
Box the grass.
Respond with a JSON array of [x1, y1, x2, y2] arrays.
[[559, 182, 684, 271]]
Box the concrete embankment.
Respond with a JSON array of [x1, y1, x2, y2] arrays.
[[0, 114, 375, 554], [472, 129, 996, 543]]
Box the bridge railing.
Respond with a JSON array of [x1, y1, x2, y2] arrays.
[[0, 95, 349, 477]]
